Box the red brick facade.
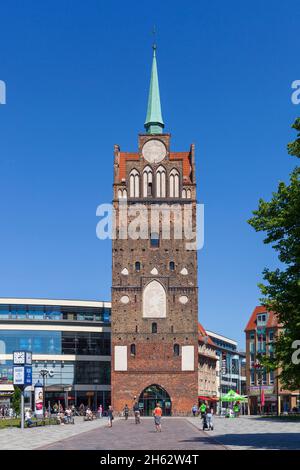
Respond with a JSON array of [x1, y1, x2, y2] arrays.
[[111, 133, 199, 415]]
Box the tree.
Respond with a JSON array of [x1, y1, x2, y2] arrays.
[[248, 118, 300, 390], [12, 386, 21, 416]]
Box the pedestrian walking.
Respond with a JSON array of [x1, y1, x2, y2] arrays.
[[65, 406, 72, 423], [79, 402, 85, 416], [199, 402, 206, 418], [133, 401, 141, 424], [123, 404, 129, 420], [233, 402, 240, 417], [97, 404, 103, 418], [153, 403, 162, 432], [107, 405, 114, 427], [192, 404, 198, 417], [206, 409, 213, 430]]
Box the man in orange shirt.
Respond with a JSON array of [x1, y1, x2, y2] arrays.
[[153, 403, 162, 432]]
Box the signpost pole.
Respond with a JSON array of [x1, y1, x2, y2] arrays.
[[20, 388, 24, 429], [13, 351, 32, 429]]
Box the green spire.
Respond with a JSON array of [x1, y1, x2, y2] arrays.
[[144, 44, 164, 134]]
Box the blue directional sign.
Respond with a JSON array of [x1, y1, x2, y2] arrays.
[[24, 366, 32, 386]]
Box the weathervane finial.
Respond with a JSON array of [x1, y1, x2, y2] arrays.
[[152, 25, 157, 52], [144, 25, 164, 134]]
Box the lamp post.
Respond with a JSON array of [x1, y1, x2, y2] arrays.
[[276, 371, 280, 416], [254, 360, 264, 415]]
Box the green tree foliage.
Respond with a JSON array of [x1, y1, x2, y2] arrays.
[[12, 386, 21, 416], [248, 118, 300, 390]]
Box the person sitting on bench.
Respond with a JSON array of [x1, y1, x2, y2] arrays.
[[25, 409, 33, 427]]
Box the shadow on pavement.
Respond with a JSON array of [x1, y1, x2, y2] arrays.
[[246, 416, 300, 423], [180, 433, 300, 450], [179, 436, 227, 447]]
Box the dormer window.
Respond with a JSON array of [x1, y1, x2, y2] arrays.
[[257, 313, 267, 325]]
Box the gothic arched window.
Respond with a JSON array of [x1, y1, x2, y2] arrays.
[[143, 166, 153, 197], [156, 166, 166, 197], [135, 261, 141, 272], [169, 169, 179, 197], [130, 344, 136, 356], [152, 322, 157, 334], [118, 188, 127, 199], [174, 344, 180, 356], [129, 169, 140, 198]]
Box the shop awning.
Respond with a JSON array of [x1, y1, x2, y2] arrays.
[[45, 384, 72, 392], [198, 396, 219, 401], [0, 384, 14, 392]]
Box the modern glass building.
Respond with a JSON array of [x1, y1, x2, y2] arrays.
[[205, 330, 246, 410], [0, 298, 111, 411]]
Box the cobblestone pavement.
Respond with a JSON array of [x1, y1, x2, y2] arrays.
[[2, 415, 299, 450], [187, 415, 300, 450], [38, 418, 226, 450], [0, 416, 110, 450]]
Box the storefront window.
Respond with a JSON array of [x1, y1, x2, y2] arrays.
[[0, 363, 13, 384]]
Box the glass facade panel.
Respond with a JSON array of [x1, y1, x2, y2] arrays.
[[32, 360, 75, 386], [0, 330, 61, 354], [61, 332, 111, 355], [75, 361, 111, 385], [0, 304, 111, 322]]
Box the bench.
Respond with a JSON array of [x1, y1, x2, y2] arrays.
[[24, 416, 59, 427], [83, 413, 97, 422]]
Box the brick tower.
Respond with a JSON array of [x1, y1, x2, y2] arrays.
[[111, 44, 198, 415]]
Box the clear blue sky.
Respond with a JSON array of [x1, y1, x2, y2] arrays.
[[0, 0, 299, 348]]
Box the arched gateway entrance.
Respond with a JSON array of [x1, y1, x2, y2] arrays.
[[138, 384, 172, 416]]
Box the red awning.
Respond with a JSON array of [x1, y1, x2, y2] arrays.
[[198, 396, 219, 402]]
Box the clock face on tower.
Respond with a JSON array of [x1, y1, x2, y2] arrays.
[[26, 351, 32, 365], [142, 139, 166, 164], [13, 351, 25, 365]]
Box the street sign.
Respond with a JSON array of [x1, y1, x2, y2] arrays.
[[13, 366, 25, 385], [24, 366, 32, 386], [13, 365, 32, 386], [12, 353, 32, 431]]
